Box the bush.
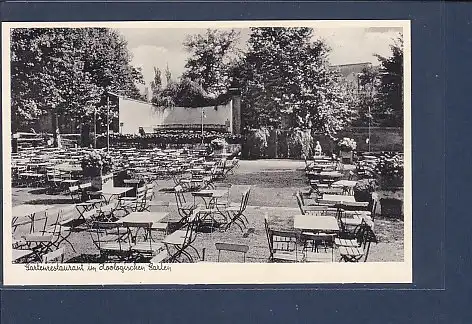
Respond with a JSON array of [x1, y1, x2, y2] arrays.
[[287, 130, 313, 159], [374, 152, 403, 189], [353, 179, 378, 202]]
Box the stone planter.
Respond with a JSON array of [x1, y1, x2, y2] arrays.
[[90, 172, 114, 191], [339, 150, 353, 164], [380, 198, 403, 219]]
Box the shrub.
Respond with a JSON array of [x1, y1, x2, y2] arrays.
[[287, 129, 313, 159], [374, 152, 403, 189], [353, 179, 378, 202]]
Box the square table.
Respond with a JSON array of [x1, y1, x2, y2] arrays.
[[322, 194, 356, 203], [99, 187, 133, 203], [116, 212, 169, 225], [192, 189, 227, 207], [293, 215, 340, 232]]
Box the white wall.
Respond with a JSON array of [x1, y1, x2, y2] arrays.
[[118, 97, 233, 135]]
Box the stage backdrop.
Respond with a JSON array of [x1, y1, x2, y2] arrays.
[[118, 97, 233, 135]]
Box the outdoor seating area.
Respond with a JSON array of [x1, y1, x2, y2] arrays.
[[10, 145, 403, 264]]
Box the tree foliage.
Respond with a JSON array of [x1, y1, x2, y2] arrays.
[[153, 77, 215, 108], [150, 66, 162, 104], [183, 29, 240, 98], [374, 34, 403, 127], [236, 27, 353, 138], [10, 28, 143, 132], [350, 65, 380, 127]]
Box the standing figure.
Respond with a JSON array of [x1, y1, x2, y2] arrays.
[[314, 141, 322, 156]]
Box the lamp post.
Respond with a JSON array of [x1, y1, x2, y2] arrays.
[[106, 95, 110, 152], [201, 107, 204, 145], [94, 107, 97, 149]]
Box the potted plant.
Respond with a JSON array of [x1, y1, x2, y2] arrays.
[[353, 179, 378, 202], [210, 138, 229, 154], [81, 150, 113, 190], [337, 137, 356, 164]]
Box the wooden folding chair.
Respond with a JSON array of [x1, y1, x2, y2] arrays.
[[89, 221, 131, 261], [42, 247, 65, 263], [162, 209, 200, 263], [123, 222, 164, 261], [301, 232, 335, 262], [338, 222, 378, 262], [174, 185, 196, 224], [224, 188, 250, 232], [215, 242, 249, 262], [264, 214, 301, 262]]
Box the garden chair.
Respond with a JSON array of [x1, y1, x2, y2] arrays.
[[223, 188, 250, 232], [338, 222, 378, 262], [42, 247, 65, 263], [223, 154, 241, 176], [212, 182, 232, 209], [68, 185, 103, 221], [24, 207, 77, 253], [148, 201, 171, 238], [45, 169, 63, 193], [264, 215, 301, 262], [162, 209, 201, 263], [301, 232, 335, 262], [335, 220, 368, 247], [117, 186, 148, 214], [215, 242, 249, 262], [123, 222, 165, 261], [89, 221, 131, 262], [295, 192, 336, 216], [174, 185, 197, 224]]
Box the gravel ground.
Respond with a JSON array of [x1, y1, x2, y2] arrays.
[[11, 159, 404, 263]]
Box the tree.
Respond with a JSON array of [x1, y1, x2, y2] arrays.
[[165, 64, 172, 85], [374, 34, 403, 127], [10, 28, 143, 144], [153, 77, 215, 108], [183, 29, 240, 98], [351, 65, 380, 127], [150, 66, 162, 104], [237, 27, 353, 137], [11, 28, 102, 144]]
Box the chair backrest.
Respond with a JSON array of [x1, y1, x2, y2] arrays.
[[89, 221, 130, 250], [359, 222, 377, 262], [68, 185, 81, 202], [80, 182, 92, 190], [304, 205, 329, 216], [295, 192, 305, 215], [42, 247, 65, 263], [215, 242, 249, 262], [182, 209, 200, 246], [270, 229, 299, 257], [174, 185, 186, 207], [240, 188, 251, 212], [264, 213, 273, 257], [340, 201, 369, 210]]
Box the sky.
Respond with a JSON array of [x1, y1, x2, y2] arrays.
[[115, 26, 402, 90]]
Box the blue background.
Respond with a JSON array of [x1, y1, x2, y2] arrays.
[[1, 1, 463, 322]]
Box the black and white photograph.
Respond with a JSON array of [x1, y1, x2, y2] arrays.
[[3, 21, 411, 284]]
